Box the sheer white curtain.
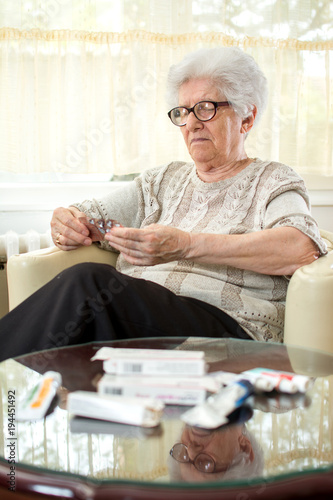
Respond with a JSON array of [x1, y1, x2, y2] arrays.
[[0, 0, 332, 182]]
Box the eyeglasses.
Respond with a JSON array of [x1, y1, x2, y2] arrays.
[[169, 443, 216, 473], [168, 100, 230, 127]]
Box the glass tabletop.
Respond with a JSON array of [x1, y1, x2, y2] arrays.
[[1, 337, 333, 499]]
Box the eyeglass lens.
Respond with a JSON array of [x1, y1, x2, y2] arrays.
[[170, 443, 215, 473], [170, 101, 217, 126]]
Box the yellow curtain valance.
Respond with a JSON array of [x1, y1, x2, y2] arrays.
[[1, 28, 333, 51], [0, 0, 332, 181]]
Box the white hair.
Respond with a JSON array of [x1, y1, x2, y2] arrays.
[[166, 47, 268, 126], [222, 427, 265, 481]]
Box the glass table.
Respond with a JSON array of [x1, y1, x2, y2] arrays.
[[1, 337, 333, 499]]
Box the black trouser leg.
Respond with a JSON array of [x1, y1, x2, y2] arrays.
[[0, 263, 250, 361]]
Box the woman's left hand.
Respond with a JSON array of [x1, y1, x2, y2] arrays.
[[104, 224, 191, 266]]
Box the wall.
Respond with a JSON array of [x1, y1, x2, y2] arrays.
[[311, 206, 333, 234], [0, 183, 123, 235]]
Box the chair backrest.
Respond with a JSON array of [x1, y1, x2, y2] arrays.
[[320, 229, 333, 252], [284, 228, 333, 354]]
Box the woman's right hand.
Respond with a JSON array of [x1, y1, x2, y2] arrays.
[[50, 206, 93, 250]]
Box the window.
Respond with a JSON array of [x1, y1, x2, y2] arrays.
[[0, 0, 332, 185]]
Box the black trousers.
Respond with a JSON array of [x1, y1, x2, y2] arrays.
[[0, 263, 251, 362]]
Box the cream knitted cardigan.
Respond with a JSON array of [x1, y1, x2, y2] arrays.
[[73, 159, 326, 342]]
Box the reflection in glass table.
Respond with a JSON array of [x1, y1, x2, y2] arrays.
[[0, 337, 333, 499]]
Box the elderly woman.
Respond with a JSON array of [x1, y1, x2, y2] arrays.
[[0, 47, 327, 360]]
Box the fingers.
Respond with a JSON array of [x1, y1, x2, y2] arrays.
[[51, 207, 92, 249], [104, 225, 189, 265], [105, 233, 157, 266], [104, 228, 141, 260], [105, 227, 148, 251], [53, 231, 88, 251]]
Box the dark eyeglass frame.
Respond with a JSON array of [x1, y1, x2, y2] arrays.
[[169, 443, 216, 473], [168, 100, 230, 127]]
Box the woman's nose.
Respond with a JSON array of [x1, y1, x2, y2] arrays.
[[186, 442, 204, 460], [185, 111, 204, 131]]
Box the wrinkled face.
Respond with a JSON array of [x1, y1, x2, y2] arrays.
[[178, 78, 247, 169], [176, 424, 254, 482], [176, 426, 242, 480]]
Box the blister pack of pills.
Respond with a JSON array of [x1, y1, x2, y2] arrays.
[[79, 217, 122, 241]]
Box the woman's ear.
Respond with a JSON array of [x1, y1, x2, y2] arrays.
[[241, 105, 257, 134], [238, 432, 255, 462]]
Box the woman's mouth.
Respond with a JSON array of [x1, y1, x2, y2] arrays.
[[191, 138, 209, 145]]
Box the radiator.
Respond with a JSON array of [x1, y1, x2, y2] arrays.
[[0, 230, 53, 317], [0, 230, 53, 262]]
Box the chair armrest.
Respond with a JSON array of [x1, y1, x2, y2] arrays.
[[284, 250, 333, 354], [7, 245, 118, 310]]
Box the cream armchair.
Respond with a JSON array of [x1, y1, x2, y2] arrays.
[[6, 230, 333, 352], [284, 229, 333, 354], [7, 244, 118, 311]]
